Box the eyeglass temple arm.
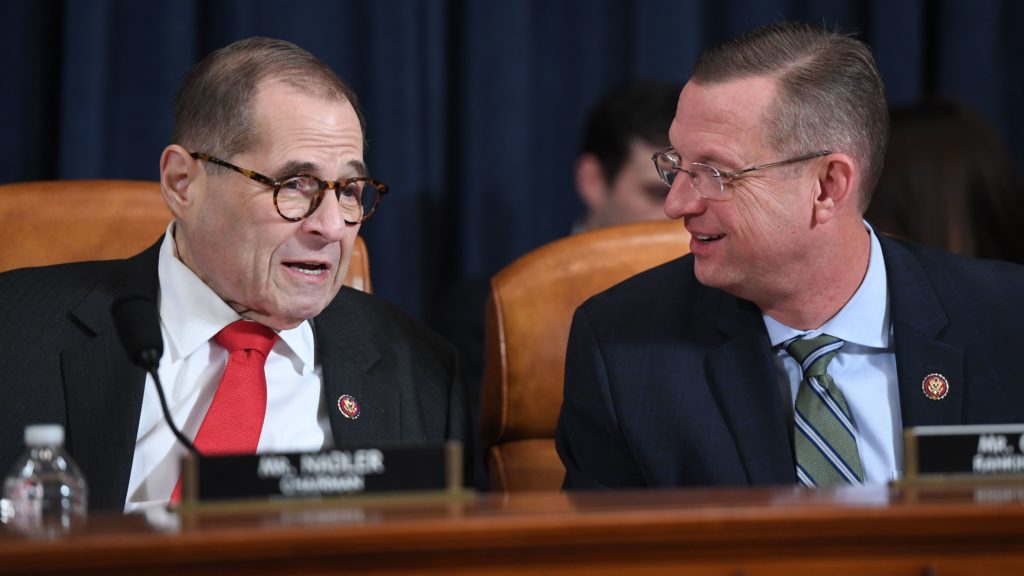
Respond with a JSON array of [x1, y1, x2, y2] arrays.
[[722, 150, 832, 178], [191, 152, 278, 187]]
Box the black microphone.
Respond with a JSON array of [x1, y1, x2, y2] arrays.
[[112, 295, 199, 456]]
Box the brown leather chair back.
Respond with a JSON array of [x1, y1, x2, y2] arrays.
[[0, 179, 372, 292], [480, 220, 691, 491]]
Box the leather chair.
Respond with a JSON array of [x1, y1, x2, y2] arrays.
[[480, 220, 691, 492], [0, 180, 372, 292]]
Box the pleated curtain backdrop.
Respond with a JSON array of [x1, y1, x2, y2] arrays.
[[2, 0, 1023, 323]]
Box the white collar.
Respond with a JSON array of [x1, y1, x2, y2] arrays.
[[156, 221, 316, 368]]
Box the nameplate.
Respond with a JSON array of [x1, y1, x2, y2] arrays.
[[903, 424, 1024, 482], [181, 442, 461, 506]]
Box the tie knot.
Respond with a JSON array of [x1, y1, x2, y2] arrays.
[[786, 334, 843, 378], [214, 320, 279, 356]]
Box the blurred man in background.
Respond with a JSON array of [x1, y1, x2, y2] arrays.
[[574, 80, 681, 231], [435, 80, 679, 489]]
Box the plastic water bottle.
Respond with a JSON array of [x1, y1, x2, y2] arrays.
[[2, 424, 88, 535]]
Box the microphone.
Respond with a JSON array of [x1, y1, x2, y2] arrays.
[[112, 295, 199, 456]]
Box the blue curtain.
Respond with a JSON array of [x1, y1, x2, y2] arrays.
[[2, 0, 1022, 322]]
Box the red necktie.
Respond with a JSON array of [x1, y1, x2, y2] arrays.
[[170, 320, 279, 503]]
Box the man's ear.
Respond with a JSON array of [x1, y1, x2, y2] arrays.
[[813, 153, 858, 225], [575, 153, 610, 213], [159, 145, 199, 219]]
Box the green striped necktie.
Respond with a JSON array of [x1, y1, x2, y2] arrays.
[[786, 334, 865, 486]]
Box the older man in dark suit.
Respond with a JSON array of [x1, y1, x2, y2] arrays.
[[0, 37, 464, 511], [556, 21, 1024, 489]]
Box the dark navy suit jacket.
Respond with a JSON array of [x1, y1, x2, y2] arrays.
[[556, 234, 1024, 489], [0, 240, 466, 510]]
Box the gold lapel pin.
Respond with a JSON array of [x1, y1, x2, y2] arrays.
[[338, 394, 361, 419], [922, 373, 949, 400]]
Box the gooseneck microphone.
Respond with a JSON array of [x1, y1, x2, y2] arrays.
[[112, 295, 199, 456]]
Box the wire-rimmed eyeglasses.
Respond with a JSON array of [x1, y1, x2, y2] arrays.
[[651, 148, 831, 201], [191, 152, 389, 224]]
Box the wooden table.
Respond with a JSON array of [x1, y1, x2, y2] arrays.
[[3, 483, 1024, 575]]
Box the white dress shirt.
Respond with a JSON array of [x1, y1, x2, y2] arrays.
[[763, 223, 903, 484], [124, 223, 333, 512]]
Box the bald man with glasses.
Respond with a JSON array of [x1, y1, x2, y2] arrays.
[[0, 37, 465, 512]]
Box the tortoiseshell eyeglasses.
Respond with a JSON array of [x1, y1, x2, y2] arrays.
[[191, 152, 389, 224]]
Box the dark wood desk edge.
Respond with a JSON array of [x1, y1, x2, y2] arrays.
[[3, 485, 1024, 575]]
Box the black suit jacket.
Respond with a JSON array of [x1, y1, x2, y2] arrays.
[[0, 241, 466, 510], [556, 234, 1024, 489]]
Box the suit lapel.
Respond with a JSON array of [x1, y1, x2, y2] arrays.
[[63, 241, 161, 510], [316, 289, 399, 448], [704, 293, 796, 484], [686, 236, 964, 485], [881, 236, 964, 427]]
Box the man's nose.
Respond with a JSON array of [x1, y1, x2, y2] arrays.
[[300, 192, 350, 242], [663, 176, 704, 219]]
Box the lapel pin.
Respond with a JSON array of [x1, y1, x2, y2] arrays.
[[338, 394, 361, 419], [922, 373, 949, 400]]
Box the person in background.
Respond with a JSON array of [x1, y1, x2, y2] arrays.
[[0, 37, 465, 512], [557, 21, 1024, 490], [434, 80, 679, 489], [574, 80, 682, 231], [865, 98, 1024, 264]]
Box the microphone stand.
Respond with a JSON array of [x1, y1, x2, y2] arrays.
[[141, 349, 200, 457]]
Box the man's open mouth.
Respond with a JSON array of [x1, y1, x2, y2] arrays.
[[285, 262, 328, 275]]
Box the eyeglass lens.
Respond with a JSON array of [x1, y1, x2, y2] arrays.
[[654, 152, 724, 199], [687, 165, 724, 199], [276, 176, 380, 222], [654, 152, 679, 186]]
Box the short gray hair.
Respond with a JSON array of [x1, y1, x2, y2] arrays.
[[691, 21, 888, 211], [171, 37, 364, 162]]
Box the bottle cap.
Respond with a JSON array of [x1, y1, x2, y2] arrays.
[[24, 424, 65, 447]]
